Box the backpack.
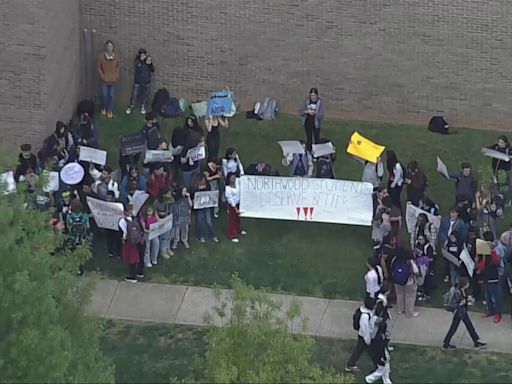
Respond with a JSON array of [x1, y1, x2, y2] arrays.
[[151, 88, 171, 115], [161, 97, 181, 118], [428, 116, 449, 135], [69, 215, 87, 245], [391, 257, 410, 286], [256, 97, 278, 120], [316, 156, 335, 179], [125, 218, 143, 244], [352, 308, 369, 331], [443, 287, 459, 312]]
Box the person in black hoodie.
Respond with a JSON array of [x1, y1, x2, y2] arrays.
[[126, 48, 155, 115], [14, 144, 38, 182], [141, 112, 160, 150]]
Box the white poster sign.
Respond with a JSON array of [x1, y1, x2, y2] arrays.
[[481, 147, 510, 162], [277, 140, 305, 156], [131, 190, 149, 216], [144, 150, 174, 163], [188, 145, 206, 162], [0, 171, 16, 195], [405, 202, 441, 234], [459, 246, 475, 277], [60, 162, 85, 185], [193, 190, 219, 209], [436, 156, 450, 179], [239, 175, 373, 226], [42, 170, 59, 192], [86, 196, 124, 231], [312, 142, 335, 158], [148, 214, 174, 240], [79, 146, 107, 166]]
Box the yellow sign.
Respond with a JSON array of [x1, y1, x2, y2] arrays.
[[476, 239, 491, 255], [346, 132, 385, 164]]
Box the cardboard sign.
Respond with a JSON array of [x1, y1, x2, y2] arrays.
[[436, 157, 450, 179], [86, 196, 124, 231], [312, 142, 335, 158], [193, 190, 219, 209], [481, 147, 510, 162], [120, 133, 146, 156], [476, 238, 491, 255], [79, 146, 107, 166], [42, 170, 59, 192], [60, 162, 85, 185], [144, 150, 174, 163], [278, 140, 305, 156], [346, 132, 385, 164], [131, 190, 149, 216], [0, 171, 16, 195], [148, 214, 174, 240]]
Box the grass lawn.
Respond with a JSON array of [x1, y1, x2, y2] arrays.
[[86, 110, 512, 304], [101, 320, 512, 383]]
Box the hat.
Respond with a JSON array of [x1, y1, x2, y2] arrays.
[[61, 191, 71, 198], [20, 144, 32, 152]]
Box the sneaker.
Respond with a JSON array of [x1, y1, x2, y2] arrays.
[[442, 344, 456, 351], [199, 238, 206, 243], [107, 111, 113, 119], [107, 253, 113, 258], [214, 212, 219, 218], [141, 106, 146, 114], [126, 107, 132, 114], [151, 260, 157, 265], [474, 341, 487, 349], [183, 242, 190, 249], [482, 311, 491, 318], [166, 249, 175, 257], [145, 262, 152, 268], [344, 365, 360, 372], [493, 314, 502, 323], [240, 230, 247, 235], [136, 274, 144, 279], [443, 275, 449, 283], [100, 108, 107, 116], [172, 242, 178, 249], [162, 252, 170, 259], [212, 237, 220, 243], [387, 345, 394, 352], [231, 238, 240, 243], [406, 312, 420, 318], [124, 277, 137, 283], [396, 311, 404, 315]]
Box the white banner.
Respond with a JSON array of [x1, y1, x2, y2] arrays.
[[193, 190, 219, 209], [149, 214, 173, 240], [0, 171, 16, 195], [481, 147, 510, 162], [79, 146, 107, 166], [131, 190, 149, 216], [436, 156, 449, 179], [144, 150, 174, 163], [188, 145, 206, 162], [405, 202, 441, 233], [86, 196, 124, 231], [277, 140, 305, 156], [312, 142, 335, 158], [239, 175, 373, 226], [42, 170, 59, 192]]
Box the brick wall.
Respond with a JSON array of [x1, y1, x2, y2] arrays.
[[80, 0, 512, 130], [0, 0, 80, 155]]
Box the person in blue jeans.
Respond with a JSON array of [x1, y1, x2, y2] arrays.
[[191, 174, 219, 243], [97, 40, 120, 118], [126, 48, 154, 115]]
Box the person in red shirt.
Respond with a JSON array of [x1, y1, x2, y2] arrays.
[[147, 163, 170, 199]]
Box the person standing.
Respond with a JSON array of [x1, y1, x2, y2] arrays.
[[97, 40, 120, 119], [477, 232, 503, 323], [385, 150, 404, 211], [404, 161, 427, 207], [366, 294, 392, 384], [299, 88, 325, 153], [126, 48, 154, 115], [225, 173, 246, 243], [365, 257, 384, 303], [119, 205, 144, 283], [392, 250, 419, 318], [449, 162, 478, 205], [442, 277, 487, 350], [205, 116, 228, 162]]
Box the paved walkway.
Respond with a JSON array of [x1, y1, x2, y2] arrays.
[[87, 279, 512, 354]]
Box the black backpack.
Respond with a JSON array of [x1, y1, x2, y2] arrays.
[[352, 308, 369, 331], [428, 116, 449, 135], [77, 99, 95, 118], [151, 88, 171, 115], [161, 97, 181, 118], [125, 218, 143, 244]]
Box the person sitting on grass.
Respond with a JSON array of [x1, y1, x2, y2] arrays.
[[14, 144, 38, 182]]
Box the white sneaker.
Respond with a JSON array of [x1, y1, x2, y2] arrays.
[[151, 260, 157, 265], [231, 238, 240, 243], [145, 262, 152, 268], [141, 106, 146, 114], [126, 107, 132, 114], [406, 311, 420, 318], [162, 252, 170, 259], [166, 249, 175, 257], [241, 230, 247, 235]]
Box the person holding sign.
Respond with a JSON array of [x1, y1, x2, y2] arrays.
[[147, 164, 170, 199], [153, 187, 175, 259], [205, 116, 228, 161], [487, 136, 512, 189], [443, 230, 464, 285], [449, 162, 478, 205], [191, 174, 219, 243], [225, 173, 246, 243], [222, 148, 244, 181], [140, 205, 160, 268], [299, 88, 325, 153], [120, 167, 148, 205]]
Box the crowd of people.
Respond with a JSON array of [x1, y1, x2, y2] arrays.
[[7, 39, 512, 383]]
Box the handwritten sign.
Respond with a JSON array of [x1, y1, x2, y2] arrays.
[[436, 157, 450, 179], [239, 175, 373, 226], [193, 190, 219, 209], [459, 246, 475, 277], [42, 170, 59, 192], [60, 162, 85, 185], [481, 147, 510, 162], [188, 145, 206, 162], [131, 190, 149, 216], [442, 249, 462, 267], [405, 202, 441, 233], [120, 133, 146, 156], [79, 146, 107, 166], [0, 171, 16, 195], [312, 142, 335, 158], [148, 214, 174, 240], [206, 91, 234, 117], [86, 196, 124, 231], [278, 140, 305, 156], [144, 150, 174, 163]]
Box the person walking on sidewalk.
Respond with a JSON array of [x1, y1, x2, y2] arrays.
[[366, 294, 392, 384], [442, 277, 487, 351], [345, 296, 375, 373]]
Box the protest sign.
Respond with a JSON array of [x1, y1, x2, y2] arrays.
[[239, 175, 373, 226], [193, 190, 219, 209], [120, 132, 146, 156], [144, 150, 174, 163], [476, 238, 491, 255], [79, 146, 107, 165], [436, 157, 450, 179], [481, 147, 510, 162], [148, 214, 173, 240], [459, 246, 475, 277], [86, 196, 124, 231], [42, 170, 59, 192], [277, 140, 305, 156], [172, 146, 183, 156], [405, 202, 441, 233], [346, 132, 385, 164], [206, 91, 234, 117], [60, 162, 85, 185], [188, 145, 206, 162], [0, 171, 16, 195], [442, 249, 462, 267], [312, 142, 335, 158], [131, 190, 149, 216]]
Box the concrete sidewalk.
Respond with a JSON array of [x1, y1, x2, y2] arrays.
[[87, 279, 512, 354]]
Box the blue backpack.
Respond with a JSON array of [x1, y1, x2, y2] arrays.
[[392, 257, 410, 286]]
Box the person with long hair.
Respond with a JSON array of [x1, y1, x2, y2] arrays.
[[224, 172, 246, 243], [222, 148, 244, 181], [299, 87, 325, 153], [385, 150, 404, 210], [191, 174, 219, 243], [205, 116, 228, 161]]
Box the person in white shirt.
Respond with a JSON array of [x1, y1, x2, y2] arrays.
[[386, 150, 404, 211], [365, 257, 384, 302], [224, 173, 246, 243], [345, 296, 375, 373], [90, 166, 120, 200], [222, 147, 244, 181]]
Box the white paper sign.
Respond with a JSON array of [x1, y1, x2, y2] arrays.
[[79, 146, 107, 166], [278, 140, 305, 156], [481, 147, 510, 162], [172, 146, 184, 156], [436, 156, 450, 179], [148, 214, 173, 240], [0, 171, 16, 195], [239, 175, 373, 226], [188, 145, 206, 162], [86, 196, 124, 231], [442, 249, 462, 267], [144, 150, 174, 163], [131, 190, 149, 216], [312, 142, 335, 158], [405, 202, 441, 234], [193, 190, 219, 209], [459, 246, 475, 277], [60, 162, 85, 185], [42, 170, 59, 192]]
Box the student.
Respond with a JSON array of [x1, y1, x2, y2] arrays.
[[392, 250, 419, 318], [140, 205, 160, 268], [444, 230, 464, 285], [126, 48, 154, 115], [179, 118, 203, 190], [385, 150, 404, 210], [171, 186, 193, 249], [361, 157, 384, 188], [410, 213, 438, 256], [14, 144, 38, 182], [105, 191, 122, 260], [414, 234, 434, 301], [366, 294, 392, 384], [92, 167, 120, 201], [120, 166, 148, 205], [345, 296, 375, 373], [119, 204, 144, 283], [365, 257, 384, 303], [225, 172, 246, 243], [404, 161, 427, 207], [75, 111, 99, 148], [147, 163, 170, 199], [141, 112, 160, 150], [477, 232, 502, 323], [204, 159, 222, 218], [153, 187, 174, 259], [205, 116, 228, 161], [442, 277, 487, 350], [66, 199, 90, 276], [191, 174, 219, 243], [299, 87, 325, 153], [97, 40, 120, 118], [449, 162, 478, 204], [439, 207, 468, 245], [222, 148, 244, 181], [488, 136, 512, 201]]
